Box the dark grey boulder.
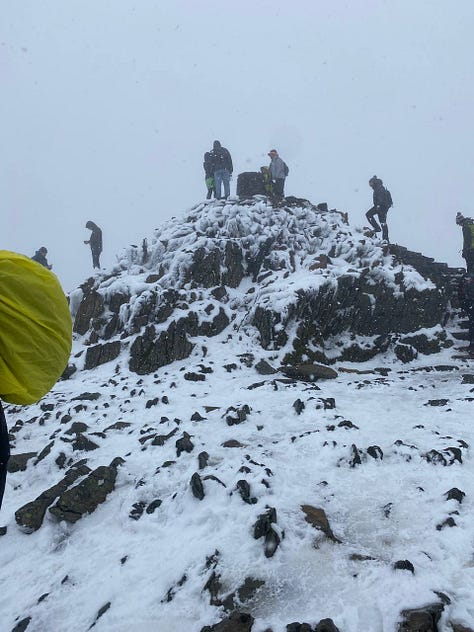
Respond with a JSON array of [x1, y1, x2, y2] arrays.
[[84, 341, 121, 370], [7, 452, 37, 473], [314, 620, 340, 632], [280, 364, 338, 381], [397, 602, 444, 631], [49, 460, 122, 523], [15, 461, 91, 532], [73, 290, 104, 335], [201, 612, 254, 632]]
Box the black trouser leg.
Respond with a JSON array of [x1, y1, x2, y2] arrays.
[[465, 253, 474, 274], [468, 310, 474, 349], [273, 179, 284, 197], [366, 207, 381, 231], [0, 403, 10, 511], [92, 250, 101, 269]]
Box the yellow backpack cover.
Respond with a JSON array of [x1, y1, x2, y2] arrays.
[[0, 251, 72, 405]]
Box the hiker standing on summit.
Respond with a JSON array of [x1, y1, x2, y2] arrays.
[[456, 212, 474, 274], [366, 175, 393, 242], [210, 140, 233, 199], [84, 221, 103, 269], [268, 149, 289, 199]]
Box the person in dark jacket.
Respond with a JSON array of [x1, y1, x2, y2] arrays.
[[456, 212, 474, 273], [210, 140, 233, 199], [84, 221, 103, 269], [31, 247, 52, 270], [268, 149, 288, 198], [203, 152, 215, 199], [458, 272, 474, 358], [366, 175, 392, 242], [0, 401, 10, 510]]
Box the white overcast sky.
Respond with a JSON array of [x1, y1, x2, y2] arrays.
[[1, 0, 473, 291]]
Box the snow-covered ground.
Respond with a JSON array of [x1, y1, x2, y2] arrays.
[[1, 333, 473, 631], [0, 198, 472, 632]]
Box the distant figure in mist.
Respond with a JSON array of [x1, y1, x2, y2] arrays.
[[365, 175, 393, 242], [267, 149, 289, 199], [203, 151, 215, 199], [84, 221, 102, 269], [456, 212, 474, 274], [210, 140, 233, 199], [31, 246, 52, 270]]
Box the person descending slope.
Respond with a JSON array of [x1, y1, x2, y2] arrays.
[[31, 247, 52, 270], [84, 221, 103, 269], [366, 175, 393, 242], [456, 212, 474, 274], [210, 140, 233, 200], [203, 152, 215, 199]]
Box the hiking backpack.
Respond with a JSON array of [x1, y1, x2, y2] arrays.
[[0, 251, 72, 404], [283, 161, 289, 177], [383, 187, 393, 208]]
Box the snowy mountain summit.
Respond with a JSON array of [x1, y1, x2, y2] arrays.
[[70, 196, 455, 375], [2, 196, 473, 632]]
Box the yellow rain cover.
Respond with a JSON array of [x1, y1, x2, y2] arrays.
[[0, 251, 72, 405]]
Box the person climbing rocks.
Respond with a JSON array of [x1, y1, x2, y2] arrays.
[[203, 151, 215, 199], [84, 221, 103, 269], [458, 272, 474, 358], [31, 246, 52, 270], [210, 140, 233, 199], [365, 175, 393, 242], [268, 149, 289, 199], [0, 402, 9, 510], [456, 212, 474, 274]]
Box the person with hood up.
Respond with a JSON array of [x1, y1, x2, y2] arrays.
[[456, 212, 474, 273], [210, 140, 233, 199], [268, 149, 289, 199], [366, 175, 393, 242], [84, 221, 103, 269], [31, 246, 52, 270]]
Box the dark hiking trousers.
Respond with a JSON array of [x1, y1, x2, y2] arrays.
[[273, 178, 285, 198], [366, 206, 389, 241], [92, 249, 101, 269], [0, 402, 10, 510], [464, 251, 474, 275]]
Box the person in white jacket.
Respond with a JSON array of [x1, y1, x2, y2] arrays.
[[268, 149, 288, 198]]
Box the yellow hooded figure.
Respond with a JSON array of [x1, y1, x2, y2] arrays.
[[0, 251, 72, 405]]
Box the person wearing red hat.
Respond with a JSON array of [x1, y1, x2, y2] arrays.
[[456, 212, 474, 273], [268, 149, 289, 199]]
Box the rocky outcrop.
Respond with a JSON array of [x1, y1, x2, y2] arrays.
[[48, 458, 124, 523], [67, 198, 463, 377], [15, 460, 91, 532]]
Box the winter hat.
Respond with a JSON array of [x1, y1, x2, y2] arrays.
[[268, 149, 278, 157], [456, 212, 465, 225], [369, 175, 382, 186]]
